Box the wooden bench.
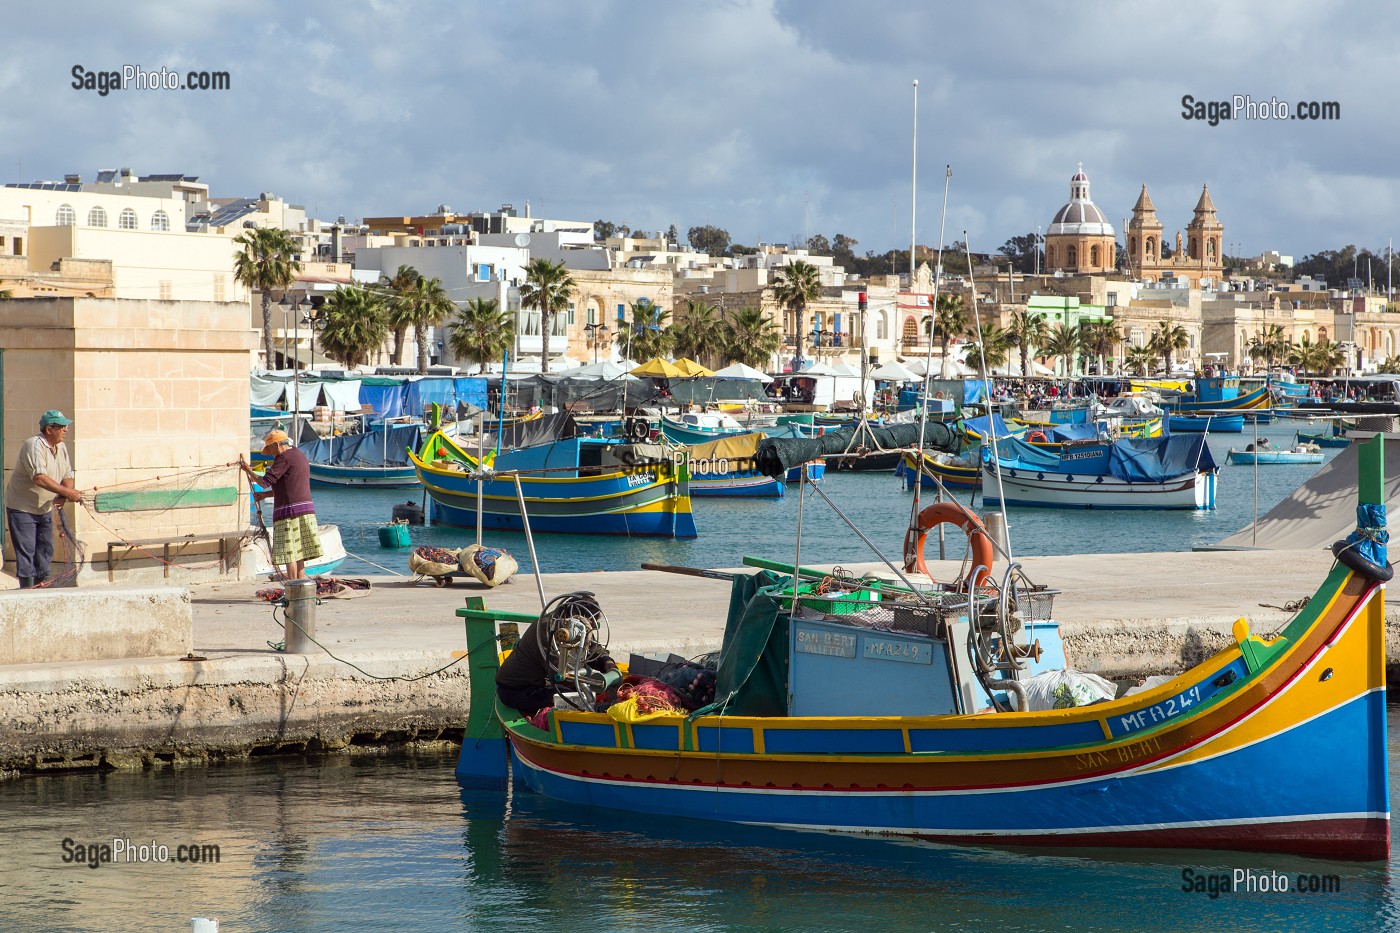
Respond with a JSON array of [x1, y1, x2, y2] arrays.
[[105, 532, 254, 582]]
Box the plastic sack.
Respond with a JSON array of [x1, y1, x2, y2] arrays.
[[1023, 669, 1116, 712], [607, 695, 683, 723], [458, 544, 518, 587]]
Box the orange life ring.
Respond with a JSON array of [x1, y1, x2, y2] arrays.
[[1027, 430, 1048, 444], [903, 502, 994, 587]]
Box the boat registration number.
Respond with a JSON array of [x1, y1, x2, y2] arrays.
[[863, 636, 932, 665], [626, 472, 655, 487]]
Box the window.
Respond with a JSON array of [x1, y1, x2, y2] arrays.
[[902, 317, 919, 343], [1207, 238, 1217, 259], [88, 206, 108, 227], [119, 208, 138, 230], [1067, 245, 1078, 267], [56, 204, 75, 226], [567, 302, 575, 325], [159, 280, 172, 300], [1090, 245, 1100, 267], [1047, 245, 1055, 266], [1190, 237, 1199, 260], [213, 274, 226, 302], [1129, 235, 1137, 256], [517, 311, 541, 336], [1146, 236, 1156, 260], [151, 210, 170, 231]]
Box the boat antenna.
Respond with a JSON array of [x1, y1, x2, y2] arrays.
[[908, 165, 952, 566], [963, 230, 1015, 565]]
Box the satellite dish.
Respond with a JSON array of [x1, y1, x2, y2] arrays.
[[515, 233, 531, 247]]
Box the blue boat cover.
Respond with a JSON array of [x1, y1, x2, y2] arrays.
[[992, 434, 1216, 481], [1048, 423, 1101, 442], [962, 413, 1017, 439], [963, 380, 990, 404], [303, 422, 424, 467], [359, 382, 407, 419]]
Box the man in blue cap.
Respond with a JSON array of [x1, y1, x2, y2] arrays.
[[6, 410, 83, 588]]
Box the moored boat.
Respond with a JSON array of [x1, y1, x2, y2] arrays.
[[1167, 413, 1245, 433], [685, 433, 785, 498], [982, 434, 1218, 510], [1227, 442, 1326, 465], [459, 435, 1394, 860]]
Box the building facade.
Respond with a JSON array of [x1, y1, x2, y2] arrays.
[[1126, 184, 1224, 288]]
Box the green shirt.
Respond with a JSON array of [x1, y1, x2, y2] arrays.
[[6, 434, 73, 515]]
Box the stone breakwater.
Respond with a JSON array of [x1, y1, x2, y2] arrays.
[[0, 551, 1394, 778]]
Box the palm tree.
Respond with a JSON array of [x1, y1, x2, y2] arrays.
[[520, 258, 575, 372], [723, 307, 781, 369], [397, 276, 457, 374], [616, 299, 673, 361], [771, 260, 822, 368], [1004, 308, 1048, 377], [672, 299, 729, 368], [1287, 335, 1343, 376], [1042, 322, 1083, 378], [1149, 321, 1191, 375], [380, 265, 421, 366], [447, 297, 515, 373], [1079, 321, 1120, 375], [233, 227, 303, 367], [318, 285, 389, 369], [962, 321, 1011, 373], [921, 293, 969, 373], [1126, 345, 1158, 376], [1248, 323, 1292, 370]]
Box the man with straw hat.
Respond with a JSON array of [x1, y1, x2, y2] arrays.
[[239, 429, 322, 580]]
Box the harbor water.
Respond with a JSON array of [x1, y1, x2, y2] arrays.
[[319, 420, 1344, 578], [3, 419, 1386, 931]]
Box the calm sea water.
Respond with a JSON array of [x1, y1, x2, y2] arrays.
[[1, 420, 1375, 932], [3, 723, 1397, 933], [315, 420, 1343, 577]]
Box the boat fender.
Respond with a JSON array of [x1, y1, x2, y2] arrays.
[[626, 417, 650, 442], [1332, 504, 1394, 582], [392, 500, 425, 525], [903, 502, 994, 587]]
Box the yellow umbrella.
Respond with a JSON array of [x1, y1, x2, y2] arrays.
[[672, 358, 716, 377], [630, 357, 686, 378]]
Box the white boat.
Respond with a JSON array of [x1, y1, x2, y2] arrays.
[[1227, 443, 1325, 465], [249, 523, 347, 578], [981, 434, 1219, 510]]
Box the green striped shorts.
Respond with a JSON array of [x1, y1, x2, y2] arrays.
[[272, 514, 324, 566]]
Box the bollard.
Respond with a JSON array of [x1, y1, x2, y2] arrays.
[[283, 578, 319, 653], [981, 511, 1010, 560]]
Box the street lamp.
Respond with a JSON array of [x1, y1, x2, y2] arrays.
[[584, 322, 609, 364], [279, 292, 310, 438], [301, 295, 324, 372]]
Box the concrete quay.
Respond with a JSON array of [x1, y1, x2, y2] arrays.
[[0, 547, 1393, 778]]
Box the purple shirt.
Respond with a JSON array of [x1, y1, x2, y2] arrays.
[[262, 446, 315, 520]]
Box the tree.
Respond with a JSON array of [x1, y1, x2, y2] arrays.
[[998, 233, 1042, 275], [447, 297, 515, 373], [671, 299, 728, 368], [402, 276, 457, 374], [772, 260, 823, 368], [520, 258, 575, 372], [1042, 322, 1083, 378], [233, 227, 303, 367], [1248, 323, 1292, 370], [318, 285, 388, 369], [1126, 345, 1158, 376], [1287, 335, 1343, 375], [687, 225, 731, 256], [723, 307, 781, 370], [1079, 320, 1120, 374], [805, 234, 832, 255], [615, 299, 672, 361], [1005, 308, 1049, 377], [832, 234, 859, 268], [380, 264, 422, 365], [962, 321, 1011, 372], [665, 224, 679, 246], [1150, 321, 1190, 374], [921, 292, 968, 371]]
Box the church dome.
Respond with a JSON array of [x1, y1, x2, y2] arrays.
[[1048, 165, 1114, 237]]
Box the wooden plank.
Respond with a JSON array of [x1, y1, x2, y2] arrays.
[[94, 486, 239, 512]]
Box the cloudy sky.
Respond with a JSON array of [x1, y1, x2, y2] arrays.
[[4, 1, 1394, 263]]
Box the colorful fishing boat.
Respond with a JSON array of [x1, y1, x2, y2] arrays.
[[901, 449, 982, 490], [1159, 373, 1271, 413], [303, 421, 428, 488], [1167, 413, 1245, 433], [1297, 428, 1352, 449], [686, 433, 785, 498], [459, 436, 1393, 860], [660, 411, 748, 445], [408, 430, 697, 537], [982, 434, 1218, 509]]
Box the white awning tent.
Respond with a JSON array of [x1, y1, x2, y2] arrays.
[[713, 362, 771, 380], [550, 360, 639, 381], [870, 361, 918, 382], [319, 379, 363, 411], [826, 361, 860, 377]]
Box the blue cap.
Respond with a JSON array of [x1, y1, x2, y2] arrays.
[[40, 410, 73, 428]]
